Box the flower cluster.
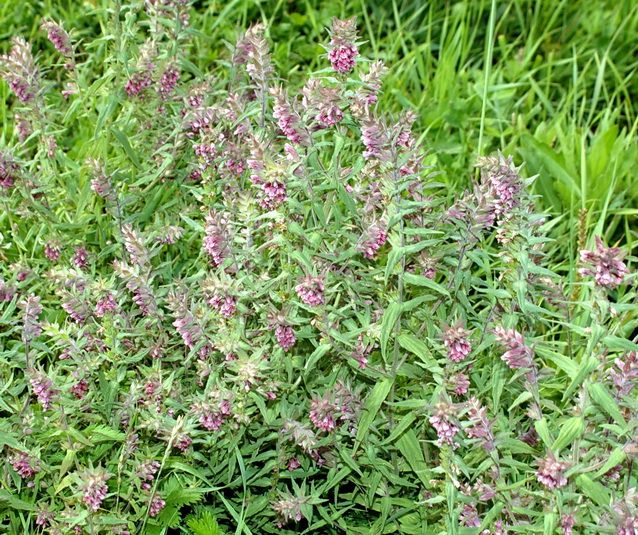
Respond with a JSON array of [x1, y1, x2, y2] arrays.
[[492, 327, 534, 370], [579, 236, 629, 289]]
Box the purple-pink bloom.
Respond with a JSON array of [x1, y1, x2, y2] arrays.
[[327, 18, 359, 73], [295, 276, 325, 307], [492, 326, 534, 369], [357, 222, 388, 259], [429, 403, 459, 448], [309, 395, 337, 432], [579, 236, 629, 289], [8, 451, 41, 479], [442, 322, 472, 363], [41, 19, 73, 57], [536, 451, 569, 490], [79, 468, 112, 511], [148, 494, 166, 517]]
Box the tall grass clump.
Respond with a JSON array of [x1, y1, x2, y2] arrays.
[[0, 2, 637, 534]]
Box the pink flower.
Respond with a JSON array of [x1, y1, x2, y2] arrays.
[[446, 372, 470, 397], [71, 379, 89, 399], [79, 468, 112, 511], [295, 276, 325, 307], [95, 292, 117, 317], [8, 451, 40, 479], [329, 44, 358, 73], [159, 66, 179, 98], [45, 241, 61, 261], [464, 397, 496, 452], [579, 236, 629, 289], [72, 246, 89, 270], [41, 19, 73, 57], [536, 451, 569, 490], [0, 150, 21, 189], [492, 327, 534, 369], [287, 457, 301, 471], [275, 324, 296, 351], [429, 403, 459, 448], [442, 322, 472, 363], [357, 222, 388, 259], [309, 395, 337, 432], [29, 371, 57, 409], [148, 494, 166, 517]]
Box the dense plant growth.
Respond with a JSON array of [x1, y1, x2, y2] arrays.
[[0, 2, 637, 534]]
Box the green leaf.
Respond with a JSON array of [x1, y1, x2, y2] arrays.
[[353, 377, 394, 453], [397, 334, 442, 373], [576, 474, 611, 506], [112, 127, 141, 168], [562, 357, 598, 401], [0, 490, 36, 511], [403, 273, 450, 296], [395, 429, 429, 487], [593, 447, 626, 480], [534, 418, 553, 449], [380, 302, 403, 359], [602, 335, 638, 352], [588, 382, 626, 427], [551, 417, 584, 453], [187, 510, 225, 535]]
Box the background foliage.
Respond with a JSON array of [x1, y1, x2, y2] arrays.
[[1, 1, 637, 534]]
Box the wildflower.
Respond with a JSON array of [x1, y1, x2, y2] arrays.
[[357, 221, 388, 259], [477, 152, 526, 223], [0, 279, 16, 302], [35, 507, 53, 527], [233, 24, 273, 84], [464, 397, 496, 452], [121, 225, 150, 268], [208, 292, 237, 319], [429, 402, 459, 448], [45, 241, 61, 261], [0, 150, 21, 189], [272, 489, 308, 527], [125, 62, 155, 98], [202, 211, 232, 267], [156, 225, 184, 245], [0, 37, 41, 104], [148, 494, 166, 517], [579, 236, 629, 289], [459, 503, 481, 528], [173, 432, 192, 452], [41, 19, 73, 57], [492, 327, 534, 369], [95, 291, 117, 317], [168, 290, 206, 350], [14, 113, 31, 141], [72, 246, 89, 270], [87, 158, 115, 200], [275, 324, 296, 351], [71, 379, 89, 399], [158, 65, 179, 98], [351, 333, 376, 369], [78, 467, 112, 511], [610, 351, 638, 396], [60, 291, 89, 323], [309, 394, 337, 432], [281, 420, 319, 453], [29, 370, 57, 409], [536, 451, 569, 490], [295, 276, 325, 307], [288, 458, 301, 471], [442, 322, 472, 363], [19, 294, 42, 342], [271, 85, 309, 145], [361, 117, 390, 161], [327, 17, 359, 73], [136, 460, 161, 491], [446, 372, 470, 398], [8, 451, 41, 479], [560, 514, 576, 535]]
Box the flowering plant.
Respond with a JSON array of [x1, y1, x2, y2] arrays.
[[0, 4, 637, 535]]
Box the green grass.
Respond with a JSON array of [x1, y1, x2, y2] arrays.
[[2, 0, 637, 247]]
